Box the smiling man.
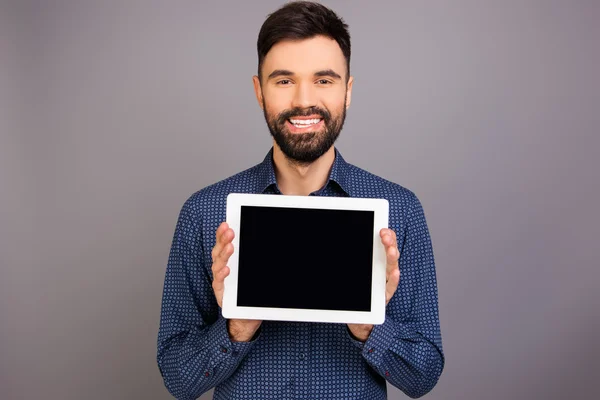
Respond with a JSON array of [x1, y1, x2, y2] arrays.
[[257, 36, 349, 174], [157, 2, 444, 399]]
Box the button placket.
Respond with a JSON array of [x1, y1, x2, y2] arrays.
[[295, 323, 311, 400]]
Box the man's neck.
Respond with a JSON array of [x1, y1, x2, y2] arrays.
[[272, 143, 335, 196]]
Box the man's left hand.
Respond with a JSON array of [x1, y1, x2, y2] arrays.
[[347, 228, 400, 342]]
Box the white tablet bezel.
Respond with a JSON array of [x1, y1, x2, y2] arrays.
[[222, 193, 389, 325]]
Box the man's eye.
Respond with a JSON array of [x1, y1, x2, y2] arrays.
[[317, 79, 332, 85], [277, 79, 291, 85]]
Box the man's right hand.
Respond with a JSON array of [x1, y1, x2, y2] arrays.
[[211, 222, 262, 342]]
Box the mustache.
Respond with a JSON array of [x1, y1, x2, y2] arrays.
[[276, 106, 331, 125]]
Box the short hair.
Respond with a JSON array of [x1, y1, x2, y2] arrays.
[[257, 1, 351, 81]]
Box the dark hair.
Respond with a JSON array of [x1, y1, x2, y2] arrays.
[[257, 1, 351, 81]]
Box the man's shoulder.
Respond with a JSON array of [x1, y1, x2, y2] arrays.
[[346, 162, 418, 205], [181, 163, 262, 212], [346, 162, 423, 232]]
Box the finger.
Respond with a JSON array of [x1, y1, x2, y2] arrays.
[[215, 223, 230, 249], [212, 242, 234, 275], [381, 234, 394, 247], [211, 223, 228, 261], [386, 245, 399, 274], [213, 230, 235, 276], [216, 222, 228, 242], [212, 257, 232, 287], [380, 228, 397, 248], [218, 242, 235, 265], [212, 265, 230, 292], [217, 226, 234, 251], [385, 267, 400, 304], [215, 265, 230, 282], [220, 228, 235, 248], [212, 227, 234, 264], [380, 228, 396, 239]]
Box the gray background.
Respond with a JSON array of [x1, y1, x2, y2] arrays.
[[1, 0, 599, 399]]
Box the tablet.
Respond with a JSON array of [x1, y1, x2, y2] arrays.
[[222, 193, 389, 325]]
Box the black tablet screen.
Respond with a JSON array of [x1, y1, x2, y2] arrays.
[[236, 205, 374, 312]]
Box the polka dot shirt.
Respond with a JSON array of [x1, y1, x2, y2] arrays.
[[157, 147, 444, 399]]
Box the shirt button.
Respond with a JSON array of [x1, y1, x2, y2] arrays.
[[368, 348, 375, 353], [220, 346, 228, 353], [299, 353, 306, 360]]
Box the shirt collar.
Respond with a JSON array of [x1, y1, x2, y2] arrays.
[[257, 147, 352, 196]]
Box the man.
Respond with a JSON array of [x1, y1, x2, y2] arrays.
[[157, 2, 444, 399]]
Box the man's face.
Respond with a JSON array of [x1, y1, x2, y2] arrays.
[[253, 35, 353, 164]]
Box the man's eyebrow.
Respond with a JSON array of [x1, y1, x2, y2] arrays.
[[314, 69, 342, 80], [267, 69, 295, 80]]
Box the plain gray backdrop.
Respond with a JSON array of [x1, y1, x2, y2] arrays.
[[1, 0, 599, 399]]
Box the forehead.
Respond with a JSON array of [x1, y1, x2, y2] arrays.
[[262, 35, 346, 78]]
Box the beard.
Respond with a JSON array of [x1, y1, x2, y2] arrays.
[[262, 97, 347, 165]]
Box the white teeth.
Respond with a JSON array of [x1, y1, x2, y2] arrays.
[[289, 118, 321, 125]]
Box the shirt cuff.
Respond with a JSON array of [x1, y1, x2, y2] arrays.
[[345, 325, 367, 350], [360, 317, 398, 367], [205, 314, 258, 368]]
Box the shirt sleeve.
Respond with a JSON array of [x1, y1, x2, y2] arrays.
[[358, 192, 445, 398], [156, 198, 258, 400]]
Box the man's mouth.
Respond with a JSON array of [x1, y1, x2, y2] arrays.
[[287, 117, 323, 129]]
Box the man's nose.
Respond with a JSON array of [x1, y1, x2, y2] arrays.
[[291, 82, 317, 110]]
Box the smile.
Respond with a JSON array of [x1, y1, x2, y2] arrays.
[[287, 118, 323, 129]]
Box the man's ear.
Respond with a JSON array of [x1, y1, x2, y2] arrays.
[[345, 76, 354, 109], [252, 75, 264, 110]]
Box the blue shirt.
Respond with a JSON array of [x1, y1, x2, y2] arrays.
[[157, 147, 444, 399]]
